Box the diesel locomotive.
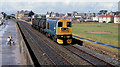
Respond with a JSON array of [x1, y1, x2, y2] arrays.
[[32, 18, 72, 44]]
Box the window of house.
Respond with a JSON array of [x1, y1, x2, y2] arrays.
[[67, 22, 71, 27], [58, 22, 62, 27]]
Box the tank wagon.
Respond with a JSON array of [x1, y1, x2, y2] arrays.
[[32, 18, 72, 44]]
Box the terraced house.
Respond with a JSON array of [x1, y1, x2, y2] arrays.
[[114, 15, 120, 23], [0, 13, 4, 19], [99, 14, 114, 23]]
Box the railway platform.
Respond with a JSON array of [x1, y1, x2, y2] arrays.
[[0, 20, 25, 66]]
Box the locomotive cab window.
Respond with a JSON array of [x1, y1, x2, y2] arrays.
[[67, 22, 71, 27], [58, 22, 62, 27]]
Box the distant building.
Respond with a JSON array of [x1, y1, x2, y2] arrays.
[[15, 10, 24, 19], [65, 13, 72, 17], [72, 11, 78, 16], [99, 14, 114, 23], [73, 13, 83, 22], [99, 10, 107, 15], [76, 13, 86, 19], [15, 10, 34, 20], [0, 13, 4, 19], [69, 12, 99, 22], [74, 15, 81, 18], [114, 15, 120, 23], [46, 12, 60, 18], [109, 11, 120, 16], [0, 13, 4, 24], [59, 13, 65, 17], [24, 10, 31, 17], [10, 14, 15, 17], [46, 13, 51, 18], [92, 16, 99, 21], [91, 13, 99, 22], [118, 1, 120, 11], [51, 13, 59, 17], [79, 13, 99, 22], [32, 14, 38, 18]]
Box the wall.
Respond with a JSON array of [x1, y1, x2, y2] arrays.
[[15, 19, 34, 66]]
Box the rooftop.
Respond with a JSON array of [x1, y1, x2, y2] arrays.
[[115, 15, 120, 17], [100, 14, 113, 17]]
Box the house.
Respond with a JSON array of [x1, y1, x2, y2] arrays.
[[91, 13, 99, 22], [74, 15, 81, 18], [15, 10, 24, 19], [0, 13, 4, 25], [72, 11, 78, 16], [114, 15, 120, 23], [0, 13, 4, 19], [24, 10, 31, 17], [92, 13, 99, 22], [99, 14, 114, 23], [75, 13, 99, 22], [46, 12, 61, 18], [15, 10, 34, 19], [51, 13, 59, 17], [77, 13, 86, 18], [46, 13, 51, 18], [109, 11, 120, 16], [99, 10, 107, 15], [32, 14, 38, 18], [65, 13, 72, 17], [92, 16, 99, 22], [72, 17, 81, 22], [59, 13, 65, 17]]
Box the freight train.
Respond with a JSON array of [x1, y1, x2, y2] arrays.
[[31, 18, 72, 44]]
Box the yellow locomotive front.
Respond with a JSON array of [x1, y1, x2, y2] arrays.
[[56, 19, 72, 44]]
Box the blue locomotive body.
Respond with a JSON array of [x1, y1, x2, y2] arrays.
[[45, 19, 57, 36]]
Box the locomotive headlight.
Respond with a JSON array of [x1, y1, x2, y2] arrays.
[[61, 36, 63, 38], [66, 36, 70, 38]]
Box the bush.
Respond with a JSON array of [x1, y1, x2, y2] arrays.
[[108, 21, 113, 23], [103, 21, 106, 23]]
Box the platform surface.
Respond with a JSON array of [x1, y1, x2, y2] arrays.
[[0, 20, 24, 66]]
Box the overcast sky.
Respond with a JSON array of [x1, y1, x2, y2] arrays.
[[0, 0, 119, 14]]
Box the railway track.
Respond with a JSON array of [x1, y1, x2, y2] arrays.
[[18, 21, 116, 67], [17, 22, 55, 66], [22, 21, 92, 65], [63, 45, 115, 66], [18, 21, 73, 65]]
